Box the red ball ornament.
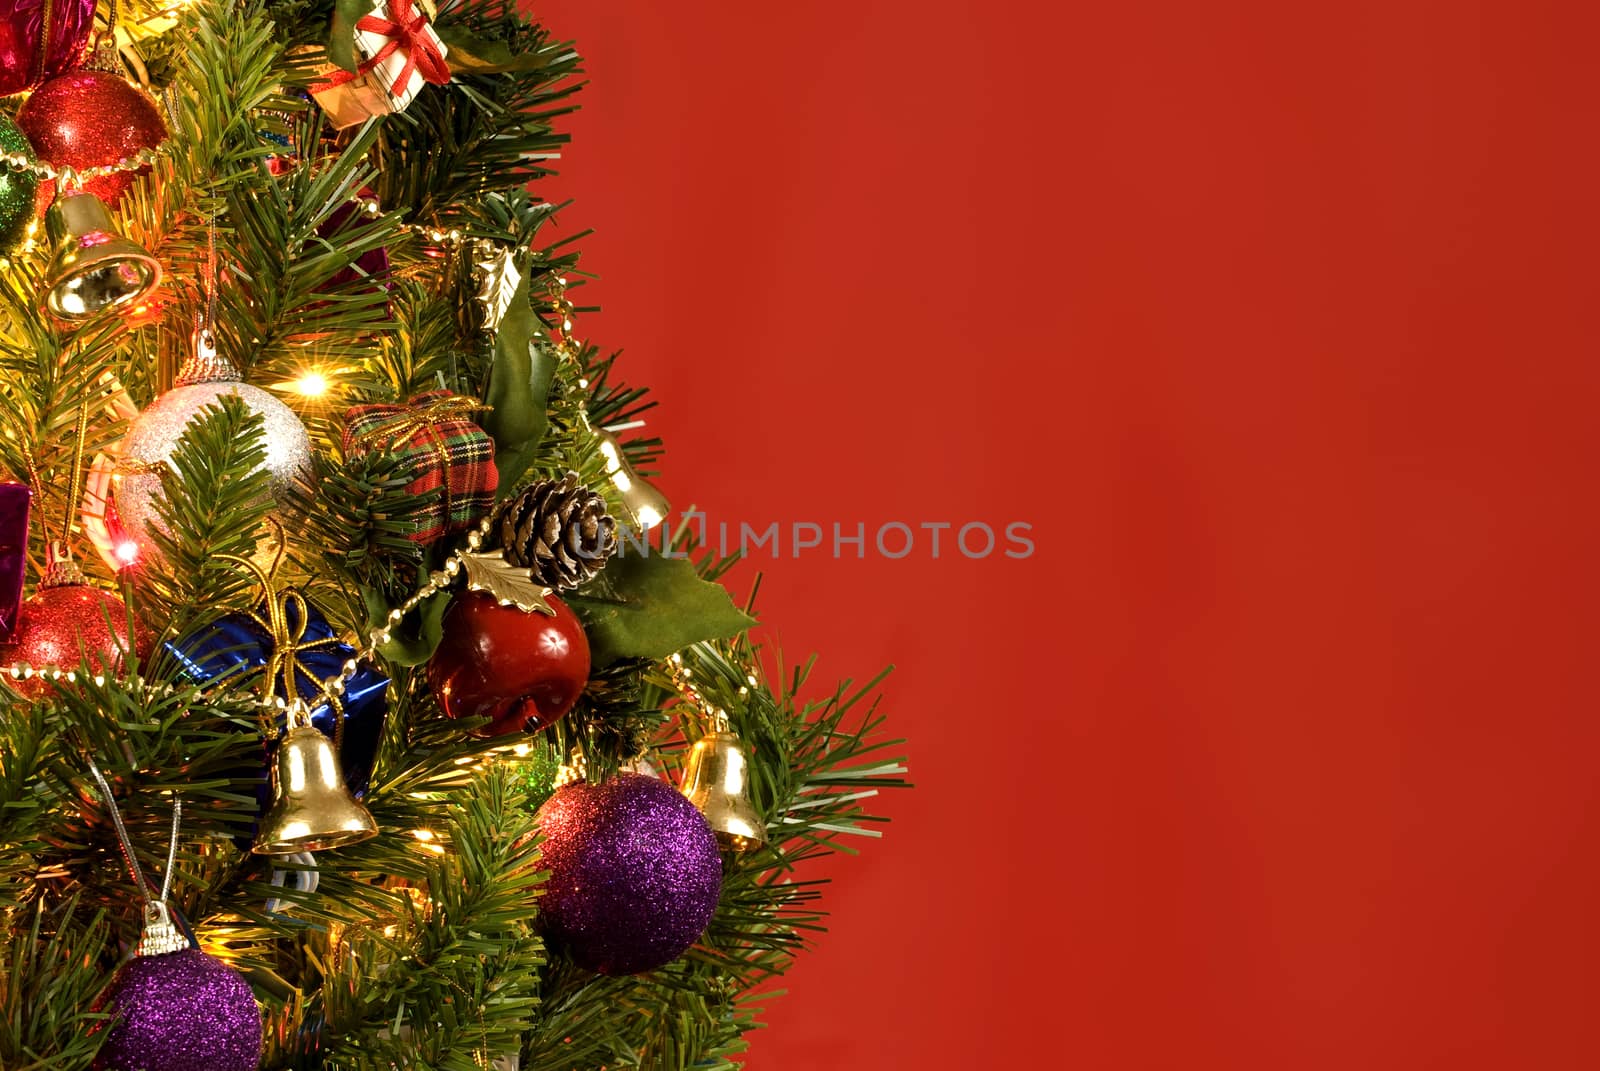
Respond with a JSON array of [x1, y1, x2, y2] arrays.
[[17, 71, 166, 205], [3, 580, 138, 697], [428, 590, 589, 736], [0, 0, 97, 98]]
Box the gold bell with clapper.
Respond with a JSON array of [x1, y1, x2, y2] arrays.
[[42, 190, 162, 320], [254, 699, 379, 855], [214, 537, 382, 856], [680, 718, 767, 853]]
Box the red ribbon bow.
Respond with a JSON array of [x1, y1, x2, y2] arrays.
[[316, 0, 450, 99]]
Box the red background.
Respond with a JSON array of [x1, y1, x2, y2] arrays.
[[537, 2, 1599, 1067]]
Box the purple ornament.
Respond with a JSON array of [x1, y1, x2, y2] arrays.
[[0, 482, 29, 640], [97, 949, 262, 1071], [536, 773, 723, 975]]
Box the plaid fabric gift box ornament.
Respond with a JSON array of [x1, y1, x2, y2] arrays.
[[343, 392, 497, 546], [308, 0, 450, 129]]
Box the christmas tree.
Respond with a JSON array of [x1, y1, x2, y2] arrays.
[[0, 1, 906, 1067]]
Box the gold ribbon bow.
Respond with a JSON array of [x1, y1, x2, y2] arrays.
[[215, 538, 349, 744]]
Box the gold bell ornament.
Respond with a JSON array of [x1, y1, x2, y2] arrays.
[[680, 726, 767, 852], [42, 191, 162, 320], [594, 427, 671, 531], [254, 699, 379, 855]]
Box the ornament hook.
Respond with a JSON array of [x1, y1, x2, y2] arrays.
[[86, 759, 188, 954]]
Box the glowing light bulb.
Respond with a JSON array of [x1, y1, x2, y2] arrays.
[[278, 368, 336, 398], [115, 541, 140, 565]]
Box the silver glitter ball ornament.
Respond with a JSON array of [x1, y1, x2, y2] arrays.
[[117, 381, 312, 561]]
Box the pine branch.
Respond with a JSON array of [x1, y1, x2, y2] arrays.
[[0, 264, 144, 586], [544, 657, 666, 780], [290, 445, 432, 592], [0, 897, 116, 1071], [137, 393, 277, 638], [304, 763, 545, 1070], [582, 348, 663, 472], [359, 25, 584, 230], [217, 117, 401, 383], [0, 0, 907, 1064], [121, 0, 289, 317]]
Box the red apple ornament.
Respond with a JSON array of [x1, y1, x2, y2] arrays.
[[428, 590, 590, 736]]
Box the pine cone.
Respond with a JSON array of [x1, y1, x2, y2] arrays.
[[497, 472, 618, 589]]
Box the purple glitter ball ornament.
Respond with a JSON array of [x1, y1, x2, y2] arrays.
[[536, 773, 723, 975], [97, 949, 262, 1071]]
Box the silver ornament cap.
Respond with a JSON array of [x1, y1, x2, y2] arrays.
[[175, 321, 238, 387], [137, 900, 189, 958]]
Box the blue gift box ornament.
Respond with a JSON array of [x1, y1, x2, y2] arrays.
[[165, 589, 389, 797]]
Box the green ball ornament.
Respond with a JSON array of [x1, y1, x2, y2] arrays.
[[0, 116, 43, 255]]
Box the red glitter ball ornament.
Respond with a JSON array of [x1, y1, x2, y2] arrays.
[[3, 580, 138, 697], [428, 590, 590, 736], [17, 71, 166, 205]]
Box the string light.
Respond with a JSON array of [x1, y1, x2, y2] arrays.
[[545, 276, 670, 530], [117, 0, 202, 42], [294, 370, 329, 396], [596, 435, 631, 489], [665, 651, 730, 732], [409, 828, 446, 855]]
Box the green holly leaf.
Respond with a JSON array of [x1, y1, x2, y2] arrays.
[[569, 553, 756, 668], [361, 584, 450, 665], [483, 268, 553, 494], [328, 0, 368, 73]]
